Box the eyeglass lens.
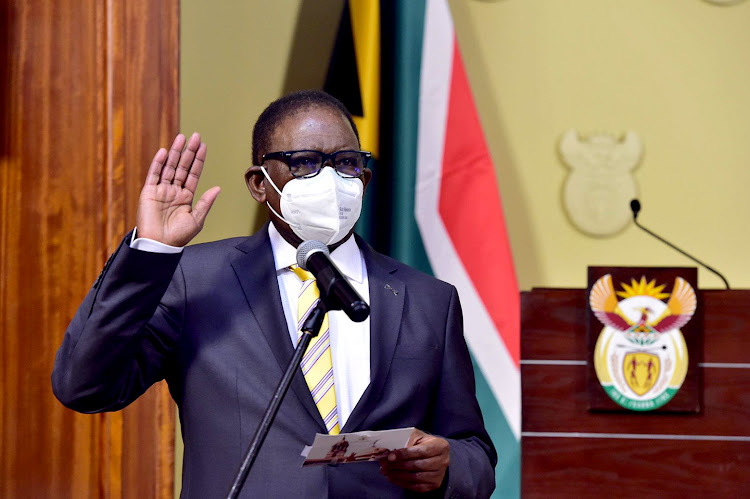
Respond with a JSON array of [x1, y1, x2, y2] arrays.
[[288, 151, 366, 178]]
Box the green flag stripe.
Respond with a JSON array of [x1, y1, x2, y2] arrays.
[[473, 359, 522, 498], [390, 0, 432, 275]]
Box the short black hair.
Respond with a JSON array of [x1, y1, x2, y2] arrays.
[[251, 90, 360, 165]]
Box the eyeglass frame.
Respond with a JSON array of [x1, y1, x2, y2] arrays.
[[261, 149, 372, 179]]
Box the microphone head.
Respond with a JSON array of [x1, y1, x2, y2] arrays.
[[630, 199, 641, 220], [296, 240, 329, 270]]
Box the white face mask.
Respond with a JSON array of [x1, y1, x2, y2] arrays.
[[261, 166, 364, 246]]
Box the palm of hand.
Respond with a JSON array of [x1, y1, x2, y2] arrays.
[[135, 133, 220, 247]]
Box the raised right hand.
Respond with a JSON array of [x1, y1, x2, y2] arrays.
[[135, 133, 221, 247]]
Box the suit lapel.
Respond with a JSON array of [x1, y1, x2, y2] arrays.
[[231, 227, 327, 432], [342, 238, 404, 433]]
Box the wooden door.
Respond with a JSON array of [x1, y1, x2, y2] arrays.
[[0, 1, 178, 496]]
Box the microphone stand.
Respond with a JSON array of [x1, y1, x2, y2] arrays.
[[632, 217, 731, 290], [226, 301, 328, 499], [629, 198, 730, 289]]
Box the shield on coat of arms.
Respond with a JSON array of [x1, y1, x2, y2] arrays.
[[623, 352, 660, 396]]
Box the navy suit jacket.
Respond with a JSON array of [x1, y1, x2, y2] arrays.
[[52, 226, 497, 497]]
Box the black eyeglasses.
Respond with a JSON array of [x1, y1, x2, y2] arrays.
[[262, 150, 371, 178]]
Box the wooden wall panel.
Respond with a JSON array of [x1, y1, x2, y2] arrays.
[[522, 365, 750, 436], [0, 0, 177, 496], [521, 289, 750, 362], [523, 438, 749, 498], [109, 1, 179, 497]]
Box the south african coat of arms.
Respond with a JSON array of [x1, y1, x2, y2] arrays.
[[589, 274, 696, 411]]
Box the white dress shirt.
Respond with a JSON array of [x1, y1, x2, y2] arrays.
[[267, 223, 370, 428], [131, 225, 371, 428]]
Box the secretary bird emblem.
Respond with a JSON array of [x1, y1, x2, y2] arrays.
[[589, 274, 695, 410]]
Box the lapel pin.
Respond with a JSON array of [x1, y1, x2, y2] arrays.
[[384, 283, 398, 296]]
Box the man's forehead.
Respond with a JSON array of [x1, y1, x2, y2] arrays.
[[268, 106, 358, 151]]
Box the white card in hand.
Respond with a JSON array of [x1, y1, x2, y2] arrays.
[[301, 427, 415, 466]]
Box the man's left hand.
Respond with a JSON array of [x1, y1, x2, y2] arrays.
[[379, 429, 449, 493]]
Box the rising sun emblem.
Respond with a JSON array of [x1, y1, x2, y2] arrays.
[[590, 274, 695, 411]]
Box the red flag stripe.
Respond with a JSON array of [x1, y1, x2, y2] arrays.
[[438, 42, 520, 365]]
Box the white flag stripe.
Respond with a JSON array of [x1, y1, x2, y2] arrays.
[[415, 0, 521, 439]]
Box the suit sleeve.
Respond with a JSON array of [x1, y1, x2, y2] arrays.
[[51, 233, 185, 413], [435, 286, 498, 498]]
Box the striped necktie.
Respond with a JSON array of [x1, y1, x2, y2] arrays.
[[289, 265, 340, 435]]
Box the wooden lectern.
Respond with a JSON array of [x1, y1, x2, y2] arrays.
[[521, 288, 750, 497]]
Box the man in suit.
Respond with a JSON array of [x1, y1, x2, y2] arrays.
[[52, 91, 496, 497]]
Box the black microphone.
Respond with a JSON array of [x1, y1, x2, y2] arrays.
[[296, 240, 370, 322], [630, 199, 730, 289]]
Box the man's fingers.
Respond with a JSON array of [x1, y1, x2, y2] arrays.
[[145, 148, 168, 185], [160, 134, 186, 184], [183, 142, 207, 194], [389, 446, 430, 461], [381, 454, 445, 473], [378, 433, 449, 492], [191, 186, 221, 227], [387, 437, 446, 462], [173, 132, 201, 186]]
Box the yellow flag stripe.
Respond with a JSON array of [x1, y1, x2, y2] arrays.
[[349, 0, 380, 156]]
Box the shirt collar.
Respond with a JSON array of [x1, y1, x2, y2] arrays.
[[267, 223, 364, 284]]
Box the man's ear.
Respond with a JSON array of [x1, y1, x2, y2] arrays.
[[245, 165, 266, 203], [361, 167, 373, 197]]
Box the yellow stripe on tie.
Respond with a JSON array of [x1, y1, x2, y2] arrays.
[[290, 265, 340, 435]]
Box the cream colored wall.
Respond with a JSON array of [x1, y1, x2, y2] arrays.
[[450, 0, 750, 290], [177, 0, 750, 492], [180, 1, 303, 248]]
